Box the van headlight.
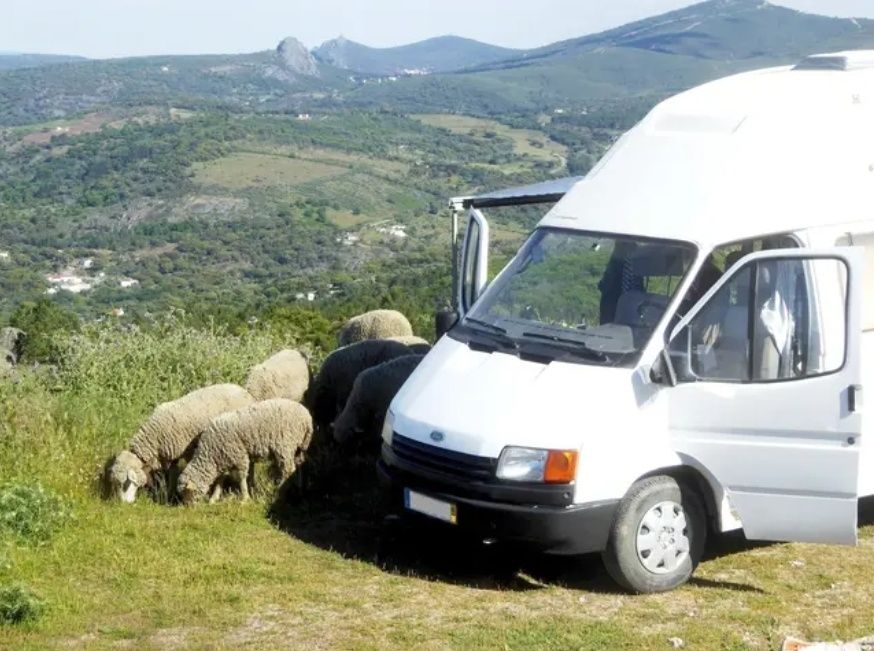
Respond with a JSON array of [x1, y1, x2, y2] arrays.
[[381, 410, 395, 445], [496, 447, 578, 484]]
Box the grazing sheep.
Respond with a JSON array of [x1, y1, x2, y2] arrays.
[[0, 327, 25, 366], [307, 338, 413, 433], [178, 399, 313, 504], [108, 384, 255, 503], [244, 349, 309, 403], [334, 355, 424, 446], [337, 309, 413, 347], [386, 335, 431, 355]]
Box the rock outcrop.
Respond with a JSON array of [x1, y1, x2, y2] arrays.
[[276, 37, 319, 77]]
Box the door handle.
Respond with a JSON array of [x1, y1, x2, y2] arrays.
[[849, 384, 863, 414]]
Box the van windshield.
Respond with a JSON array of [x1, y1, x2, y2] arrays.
[[462, 228, 697, 364]]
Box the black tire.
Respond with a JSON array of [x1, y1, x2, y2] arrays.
[[601, 475, 706, 594]]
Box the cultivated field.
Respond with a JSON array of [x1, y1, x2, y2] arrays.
[[412, 114, 567, 169], [193, 153, 348, 190], [1, 322, 874, 650]]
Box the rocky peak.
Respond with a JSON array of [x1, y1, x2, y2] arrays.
[[276, 37, 319, 77]]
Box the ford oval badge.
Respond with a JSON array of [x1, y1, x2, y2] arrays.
[[430, 431, 445, 443]]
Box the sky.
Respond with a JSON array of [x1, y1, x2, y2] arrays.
[[2, 0, 874, 59]]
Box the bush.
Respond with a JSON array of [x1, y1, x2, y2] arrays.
[[0, 483, 73, 546], [9, 299, 79, 364], [54, 311, 302, 410], [0, 584, 46, 625]]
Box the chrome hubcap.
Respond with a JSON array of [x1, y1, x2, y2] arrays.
[[635, 500, 690, 575]]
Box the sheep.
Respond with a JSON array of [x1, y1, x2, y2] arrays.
[[337, 309, 413, 347], [108, 383, 255, 503], [244, 349, 309, 403], [307, 338, 413, 433], [386, 335, 431, 355], [177, 398, 313, 504], [0, 327, 24, 366], [333, 355, 424, 447]]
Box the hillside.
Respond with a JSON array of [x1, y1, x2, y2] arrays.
[[313, 35, 521, 75], [0, 52, 86, 70], [487, 0, 874, 66], [2, 1, 874, 123]]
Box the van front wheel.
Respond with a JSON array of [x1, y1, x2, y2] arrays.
[[602, 475, 706, 593]]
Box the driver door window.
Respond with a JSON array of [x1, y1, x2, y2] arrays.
[[674, 257, 848, 383]]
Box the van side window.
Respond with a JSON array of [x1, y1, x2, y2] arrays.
[[678, 235, 798, 318], [675, 257, 847, 382], [836, 232, 874, 331]]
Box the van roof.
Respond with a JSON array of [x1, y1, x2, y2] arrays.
[[541, 51, 874, 249]]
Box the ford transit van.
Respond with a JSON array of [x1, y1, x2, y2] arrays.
[[378, 51, 874, 593]]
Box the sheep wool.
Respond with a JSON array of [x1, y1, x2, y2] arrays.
[[109, 383, 255, 502], [245, 349, 309, 402], [308, 338, 413, 431], [337, 309, 413, 347], [386, 335, 431, 355], [178, 398, 313, 502], [334, 355, 424, 445]]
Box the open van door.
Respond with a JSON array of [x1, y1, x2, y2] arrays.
[[457, 208, 490, 316], [665, 248, 863, 544]]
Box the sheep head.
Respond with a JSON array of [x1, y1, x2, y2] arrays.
[[109, 451, 148, 503]]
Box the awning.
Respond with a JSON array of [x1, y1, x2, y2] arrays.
[[449, 175, 584, 211]]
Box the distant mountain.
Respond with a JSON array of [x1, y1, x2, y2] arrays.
[[3, 0, 874, 125], [312, 35, 521, 75], [349, 0, 874, 114], [484, 0, 874, 68], [0, 53, 86, 70]]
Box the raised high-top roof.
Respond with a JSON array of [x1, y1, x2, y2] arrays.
[[541, 52, 874, 249]]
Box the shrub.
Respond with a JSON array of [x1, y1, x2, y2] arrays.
[[0, 483, 73, 545], [0, 584, 45, 625], [53, 311, 301, 410], [9, 299, 80, 364]]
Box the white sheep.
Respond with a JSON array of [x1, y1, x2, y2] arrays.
[[307, 338, 413, 433], [108, 383, 255, 503], [337, 309, 413, 347], [333, 355, 424, 446], [386, 335, 431, 355], [244, 349, 309, 402], [177, 398, 313, 504]]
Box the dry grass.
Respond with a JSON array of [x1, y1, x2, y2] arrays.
[[413, 114, 567, 167], [193, 153, 347, 190]]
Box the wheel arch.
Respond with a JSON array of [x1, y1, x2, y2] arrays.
[[635, 462, 722, 532]]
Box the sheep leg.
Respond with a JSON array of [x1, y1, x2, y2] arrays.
[[238, 458, 251, 502], [209, 482, 223, 504]]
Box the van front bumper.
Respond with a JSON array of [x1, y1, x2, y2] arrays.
[[377, 451, 618, 555]]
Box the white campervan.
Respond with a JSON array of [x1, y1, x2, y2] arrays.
[[378, 51, 874, 593]]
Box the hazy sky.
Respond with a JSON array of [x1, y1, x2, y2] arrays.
[[3, 0, 874, 59]]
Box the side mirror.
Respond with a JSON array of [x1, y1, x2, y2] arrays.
[[650, 348, 678, 387], [435, 308, 459, 339]]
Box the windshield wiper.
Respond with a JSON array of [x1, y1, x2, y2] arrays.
[[464, 317, 507, 334], [520, 331, 609, 362]]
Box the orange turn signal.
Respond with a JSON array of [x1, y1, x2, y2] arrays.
[[544, 450, 578, 484]]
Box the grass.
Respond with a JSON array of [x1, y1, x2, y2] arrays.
[[2, 320, 874, 649], [413, 114, 567, 168], [193, 153, 347, 190]]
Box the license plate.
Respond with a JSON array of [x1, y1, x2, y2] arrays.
[[404, 489, 457, 524]]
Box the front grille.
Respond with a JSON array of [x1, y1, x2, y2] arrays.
[[391, 433, 497, 482]]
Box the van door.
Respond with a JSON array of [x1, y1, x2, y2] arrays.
[[457, 208, 490, 315], [665, 248, 863, 544]]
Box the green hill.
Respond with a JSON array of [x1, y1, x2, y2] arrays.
[[313, 35, 521, 75], [0, 52, 86, 70]]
